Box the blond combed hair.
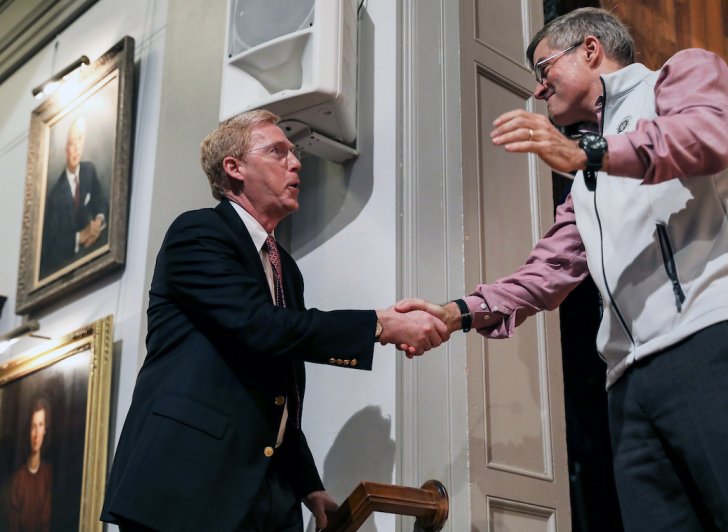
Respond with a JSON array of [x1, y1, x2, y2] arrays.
[[200, 109, 280, 200]]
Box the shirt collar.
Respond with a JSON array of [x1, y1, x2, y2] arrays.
[[65, 166, 79, 187], [228, 200, 273, 253]]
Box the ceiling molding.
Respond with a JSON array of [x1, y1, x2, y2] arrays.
[[0, 0, 98, 85]]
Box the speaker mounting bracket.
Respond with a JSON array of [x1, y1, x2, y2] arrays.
[[279, 119, 358, 164]]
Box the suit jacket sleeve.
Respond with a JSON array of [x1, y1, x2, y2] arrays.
[[157, 208, 376, 369], [295, 431, 325, 496]]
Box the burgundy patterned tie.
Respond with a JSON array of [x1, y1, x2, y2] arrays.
[[263, 235, 300, 427], [264, 235, 286, 307]]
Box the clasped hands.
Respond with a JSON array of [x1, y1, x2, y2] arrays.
[[376, 298, 463, 357], [78, 214, 107, 248]]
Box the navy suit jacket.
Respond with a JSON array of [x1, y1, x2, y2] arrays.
[[39, 161, 108, 279], [101, 201, 376, 531]]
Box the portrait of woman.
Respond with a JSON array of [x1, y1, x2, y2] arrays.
[[7, 398, 52, 532]]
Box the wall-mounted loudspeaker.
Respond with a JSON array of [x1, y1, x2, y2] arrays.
[[220, 0, 359, 162]]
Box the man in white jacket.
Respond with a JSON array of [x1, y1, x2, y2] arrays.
[[399, 7, 728, 531]]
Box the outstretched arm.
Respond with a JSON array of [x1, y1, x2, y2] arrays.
[[395, 196, 589, 348]]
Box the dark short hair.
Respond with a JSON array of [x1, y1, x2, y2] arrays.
[[200, 109, 280, 200], [527, 7, 635, 68], [26, 397, 51, 450]]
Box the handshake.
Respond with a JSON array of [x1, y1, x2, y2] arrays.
[[376, 298, 465, 357]]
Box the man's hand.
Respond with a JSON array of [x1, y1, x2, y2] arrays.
[[395, 299, 462, 331], [79, 214, 106, 248], [393, 299, 462, 357], [490, 109, 598, 173], [303, 490, 338, 531], [376, 304, 450, 357]]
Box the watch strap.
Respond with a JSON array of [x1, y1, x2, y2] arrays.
[[583, 168, 597, 191], [452, 299, 472, 333], [579, 133, 606, 192]]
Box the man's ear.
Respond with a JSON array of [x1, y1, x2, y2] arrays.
[[583, 35, 601, 66], [223, 156, 244, 183]]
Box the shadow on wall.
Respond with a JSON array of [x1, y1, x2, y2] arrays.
[[305, 405, 395, 532], [282, 11, 375, 260]]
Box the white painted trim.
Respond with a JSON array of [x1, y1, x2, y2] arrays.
[[399, 0, 470, 530]]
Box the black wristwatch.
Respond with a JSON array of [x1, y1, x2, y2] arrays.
[[578, 133, 608, 191], [452, 299, 472, 333]]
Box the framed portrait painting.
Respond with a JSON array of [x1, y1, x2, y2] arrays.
[[16, 36, 134, 315], [0, 315, 113, 532]]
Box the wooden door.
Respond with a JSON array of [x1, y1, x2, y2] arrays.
[[459, 1, 571, 529]]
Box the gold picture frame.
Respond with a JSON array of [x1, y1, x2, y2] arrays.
[[15, 36, 134, 315], [0, 315, 113, 531]]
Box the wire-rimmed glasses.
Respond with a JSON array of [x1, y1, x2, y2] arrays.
[[534, 41, 583, 85], [243, 141, 301, 165]]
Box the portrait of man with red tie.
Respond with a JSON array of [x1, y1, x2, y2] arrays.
[[39, 116, 108, 280]]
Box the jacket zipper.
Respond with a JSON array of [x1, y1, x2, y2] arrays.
[[592, 78, 635, 346], [655, 223, 685, 312]]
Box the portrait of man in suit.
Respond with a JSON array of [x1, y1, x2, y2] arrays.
[[100, 109, 448, 532], [39, 116, 108, 281]]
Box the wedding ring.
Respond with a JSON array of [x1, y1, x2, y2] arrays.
[[528, 129, 534, 141]]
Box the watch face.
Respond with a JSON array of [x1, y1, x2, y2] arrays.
[[579, 133, 607, 184], [580, 133, 607, 164], [580, 133, 607, 151]]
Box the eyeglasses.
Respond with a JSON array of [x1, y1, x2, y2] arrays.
[[242, 141, 301, 165], [534, 41, 583, 85]]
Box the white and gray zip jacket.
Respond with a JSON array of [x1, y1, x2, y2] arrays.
[[571, 61, 728, 388]]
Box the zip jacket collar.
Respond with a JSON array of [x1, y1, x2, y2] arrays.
[[600, 62, 653, 102]]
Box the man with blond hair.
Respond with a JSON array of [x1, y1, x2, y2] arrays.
[[101, 109, 448, 532]]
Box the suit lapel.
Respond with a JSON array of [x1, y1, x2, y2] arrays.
[[214, 201, 272, 299], [278, 246, 303, 311], [216, 201, 305, 310], [78, 163, 86, 203]]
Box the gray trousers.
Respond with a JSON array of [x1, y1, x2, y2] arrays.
[[608, 320, 728, 531]]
